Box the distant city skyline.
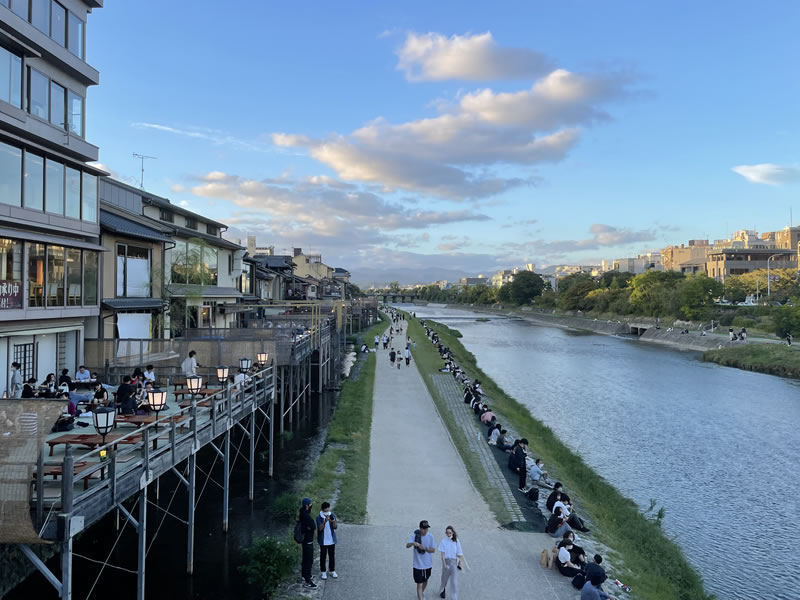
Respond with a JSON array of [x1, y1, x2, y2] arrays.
[[87, 1, 800, 278]]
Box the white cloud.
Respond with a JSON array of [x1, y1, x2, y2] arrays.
[[273, 67, 633, 200], [396, 31, 552, 82], [132, 122, 273, 153], [732, 163, 800, 185], [499, 224, 657, 258]]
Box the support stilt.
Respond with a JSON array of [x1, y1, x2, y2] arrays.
[[269, 369, 275, 477], [137, 486, 147, 600], [187, 453, 196, 575], [248, 411, 255, 501], [223, 429, 230, 532]]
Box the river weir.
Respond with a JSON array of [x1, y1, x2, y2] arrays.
[[400, 303, 800, 600]]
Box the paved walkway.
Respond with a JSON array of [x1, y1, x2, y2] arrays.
[[319, 325, 577, 600]]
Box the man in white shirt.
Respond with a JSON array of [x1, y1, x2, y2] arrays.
[[181, 351, 198, 377], [406, 520, 435, 600], [75, 365, 92, 383], [315, 501, 338, 580], [143, 365, 156, 385], [528, 458, 553, 489]]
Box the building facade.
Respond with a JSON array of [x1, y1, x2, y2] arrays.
[[706, 248, 797, 282], [0, 1, 104, 394]]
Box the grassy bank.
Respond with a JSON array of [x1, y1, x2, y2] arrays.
[[703, 342, 800, 379], [408, 315, 710, 600], [301, 313, 386, 522]]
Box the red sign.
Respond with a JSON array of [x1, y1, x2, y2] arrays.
[[0, 280, 22, 309]]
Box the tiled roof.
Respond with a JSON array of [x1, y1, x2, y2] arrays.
[[100, 210, 174, 243], [102, 298, 165, 310]]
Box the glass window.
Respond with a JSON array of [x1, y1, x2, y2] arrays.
[[45, 159, 64, 214], [50, 81, 65, 128], [67, 12, 83, 58], [28, 68, 49, 119], [82, 251, 97, 305], [159, 208, 173, 223], [28, 243, 45, 307], [117, 244, 150, 297], [0, 141, 22, 207], [169, 241, 186, 284], [0, 46, 22, 108], [67, 90, 82, 136], [186, 241, 203, 284], [0, 238, 23, 310], [31, 0, 50, 34], [66, 247, 80, 306], [81, 172, 97, 222], [65, 166, 80, 218], [24, 152, 44, 211], [185, 217, 197, 230], [11, 0, 28, 20], [46, 245, 64, 307], [51, 2, 66, 46], [204, 247, 218, 286], [207, 224, 218, 236]]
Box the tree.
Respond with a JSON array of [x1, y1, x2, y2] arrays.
[[629, 271, 684, 316], [723, 276, 748, 303], [497, 285, 512, 303], [677, 275, 724, 320], [509, 271, 545, 305], [558, 280, 598, 311], [598, 271, 635, 288], [388, 281, 400, 292]]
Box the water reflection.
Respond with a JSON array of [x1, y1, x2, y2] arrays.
[[405, 304, 800, 600]]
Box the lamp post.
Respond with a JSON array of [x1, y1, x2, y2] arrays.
[[767, 253, 783, 297], [93, 406, 116, 446], [239, 357, 252, 371], [186, 375, 203, 400], [148, 389, 168, 428], [256, 352, 268, 366], [216, 366, 229, 386]]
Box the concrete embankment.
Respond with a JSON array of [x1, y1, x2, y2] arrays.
[[417, 302, 745, 352]]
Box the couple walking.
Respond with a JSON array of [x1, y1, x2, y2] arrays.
[[406, 520, 463, 600]]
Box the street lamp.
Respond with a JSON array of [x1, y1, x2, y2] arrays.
[[256, 352, 268, 366], [186, 375, 203, 398], [93, 406, 116, 446], [767, 253, 782, 297], [239, 357, 252, 371], [216, 366, 229, 385]]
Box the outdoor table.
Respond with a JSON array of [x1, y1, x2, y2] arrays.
[[116, 414, 189, 431], [173, 388, 221, 399], [47, 433, 128, 456], [33, 460, 104, 491]]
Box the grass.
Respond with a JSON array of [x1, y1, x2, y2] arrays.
[[407, 314, 711, 600], [703, 342, 800, 378], [301, 313, 386, 523]]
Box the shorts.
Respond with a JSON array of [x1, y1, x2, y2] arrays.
[[413, 567, 432, 583]]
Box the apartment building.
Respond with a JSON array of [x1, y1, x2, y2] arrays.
[[0, 1, 104, 393]]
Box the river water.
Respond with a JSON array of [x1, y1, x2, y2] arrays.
[[401, 304, 800, 600]]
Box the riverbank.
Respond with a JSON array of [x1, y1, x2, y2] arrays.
[[409, 315, 710, 600], [420, 301, 772, 353], [703, 342, 800, 379]]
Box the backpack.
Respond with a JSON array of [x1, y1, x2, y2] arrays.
[[571, 572, 587, 589], [526, 486, 539, 503], [293, 520, 304, 544]]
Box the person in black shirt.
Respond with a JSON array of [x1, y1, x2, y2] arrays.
[[58, 369, 72, 387], [299, 498, 318, 588], [116, 376, 137, 415], [21, 378, 38, 398], [510, 438, 529, 491]]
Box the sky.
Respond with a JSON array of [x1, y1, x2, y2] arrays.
[[85, 1, 800, 282]]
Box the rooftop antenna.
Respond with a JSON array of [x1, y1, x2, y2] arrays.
[[133, 153, 157, 189]]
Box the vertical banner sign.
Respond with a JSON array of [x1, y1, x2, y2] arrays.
[[0, 280, 22, 309]]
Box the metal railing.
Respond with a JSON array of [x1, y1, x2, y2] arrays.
[[34, 365, 275, 540]]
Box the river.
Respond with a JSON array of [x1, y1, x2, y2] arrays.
[[400, 304, 800, 600]]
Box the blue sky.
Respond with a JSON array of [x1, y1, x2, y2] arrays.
[[86, 1, 800, 280]]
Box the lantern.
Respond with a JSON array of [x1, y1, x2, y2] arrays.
[[186, 376, 203, 396], [256, 352, 268, 365], [239, 357, 252, 371], [93, 406, 116, 446], [216, 366, 229, 384]]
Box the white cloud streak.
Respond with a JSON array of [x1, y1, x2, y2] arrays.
[[732, 163, 800, 185]]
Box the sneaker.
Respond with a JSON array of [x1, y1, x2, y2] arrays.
[[330, 571, 338, 578], [321, 572, 327, 580], [303, 581, 318, 589], [440, 590, 446, 598]]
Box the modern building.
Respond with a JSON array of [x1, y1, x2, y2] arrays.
[[460, 276, 489, 286], [662, 240, 710, 271], [0, 1, 104, 393], [706, 248, 797, 282]]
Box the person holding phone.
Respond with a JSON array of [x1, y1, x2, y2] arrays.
[[437, 525, 463, 599], [316, 501, 338, 580]]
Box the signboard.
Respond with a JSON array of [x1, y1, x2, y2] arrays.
[[0, 280, 22, 309]]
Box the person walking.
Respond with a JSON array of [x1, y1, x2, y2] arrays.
[[389, 349, 396, 367], [438, 525, 463, 599], [405, 347, 411, 367], [299, 498, 318, 588], [316, 501, 338, 580], [181, 350, 199, 377], [374, 334, 380, 350], [9, 362, 23, 398], [406, 520, 435, 600]]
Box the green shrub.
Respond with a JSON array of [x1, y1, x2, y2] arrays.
[[758, 316, 775, 331], [239, 535, 299, 597], [732, 317, 757, 329], [273, 492, 300, 523]]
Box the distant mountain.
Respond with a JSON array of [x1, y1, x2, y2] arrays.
[[351, 267, 483, 288]]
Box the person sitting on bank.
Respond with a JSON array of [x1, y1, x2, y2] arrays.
[[93, 380, 109, 406], [75, 365, 92, 383], [555, 539, 583, 578], [487, 421, 501, 441], [562, 530, 587, 570], [546, 482, 571, 512], [585, 554, 607, 586], [529, 458, 553, 489], [545, 506, 572, 538], [553, 491, 590, 533], [582, 574, 615, 600], [495, 429, 512, 451], [143, 365, 157, 385]]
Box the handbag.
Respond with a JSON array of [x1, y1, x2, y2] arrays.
[[539, 549, 549, 568]]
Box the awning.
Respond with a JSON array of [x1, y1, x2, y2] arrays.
[[167, 284, 242, 298], [102, 298, 165, 310], [0, 227, 106, 252]]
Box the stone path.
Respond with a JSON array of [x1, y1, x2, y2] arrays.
[[317, 324, 577, 600]]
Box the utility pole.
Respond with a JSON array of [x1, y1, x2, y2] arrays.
[[133, 153, 157, 189]]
